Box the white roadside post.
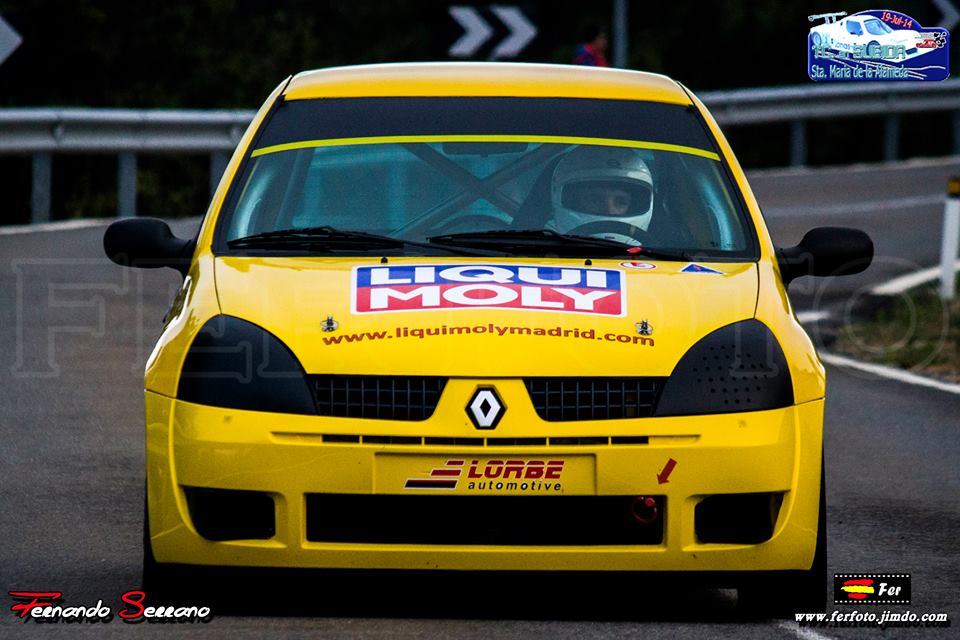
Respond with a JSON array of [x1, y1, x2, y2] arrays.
[[940, 177, 960, 301]]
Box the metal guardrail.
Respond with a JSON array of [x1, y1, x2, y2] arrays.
[[0, 108, 251, 152], [0, 109, 252, 222], [3, 78, 960, 222], [703, 79, 960, 167], [704, 78, 960, 121]]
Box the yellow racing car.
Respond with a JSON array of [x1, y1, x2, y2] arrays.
[[104, 63, 872, 615]]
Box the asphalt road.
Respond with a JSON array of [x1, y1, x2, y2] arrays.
[[1, 160, 958, 638], [754, 157, 960, 312]]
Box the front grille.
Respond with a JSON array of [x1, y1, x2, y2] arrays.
[[283, 433, 659, 447], [309, 375, 446, 421], [306, 494, 664, 545], [524, 377, 664, 421]]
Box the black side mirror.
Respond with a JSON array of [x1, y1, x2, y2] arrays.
[[103, 218, 195, 277], [777, 226, 873, 285]]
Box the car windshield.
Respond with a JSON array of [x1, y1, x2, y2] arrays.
[[218, 97, 755, 260], [864, 19, 892, 35]]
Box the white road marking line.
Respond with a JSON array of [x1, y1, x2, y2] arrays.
[[777, 621, 835, 640], [0, 218, 113, 235], [765, 194, 941, 217], [796, 310, 831, 323], [719, 589, 835, 639], [871, 260, 960, 295], [821, 352, 960, 395]]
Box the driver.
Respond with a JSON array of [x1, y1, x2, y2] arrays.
[[549, 146, 655, 244]]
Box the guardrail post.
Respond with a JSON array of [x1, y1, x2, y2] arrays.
[[941, 177, 960, 301], [31, 153, 52, 224], [884, 114, 900, 162], [953, 111, 960, 155], [612, 0, 628, 68], [790, 121, 806, 167], [210, 151, 229, 200], [117, 152, 137, 217]]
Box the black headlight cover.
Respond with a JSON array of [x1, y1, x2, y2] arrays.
[[177, 315, 316, 414], [655, 320, 793, 416]]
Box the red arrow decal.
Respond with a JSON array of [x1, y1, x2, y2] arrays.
[[657, 458, 677, 484]]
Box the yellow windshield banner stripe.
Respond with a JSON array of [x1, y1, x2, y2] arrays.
[[250, 135, 721, 161]]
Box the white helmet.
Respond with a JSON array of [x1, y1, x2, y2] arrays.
[[550, 146, 655, 240]]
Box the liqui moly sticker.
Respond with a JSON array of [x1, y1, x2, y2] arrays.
[[352, 264, 626, 316]]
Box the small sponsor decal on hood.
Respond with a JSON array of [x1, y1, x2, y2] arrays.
[[679, 263, 724, 274], [352, 264, 625, 316], [320, 323, 654, 347]]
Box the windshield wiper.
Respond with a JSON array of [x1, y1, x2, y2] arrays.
[[428, 229, 689, 260], [227, 226, 506, 256]]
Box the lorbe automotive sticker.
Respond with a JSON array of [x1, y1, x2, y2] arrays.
[[404, 459, 566, 493], [808, 9, 949, 81], [351, 264, 626, 316]]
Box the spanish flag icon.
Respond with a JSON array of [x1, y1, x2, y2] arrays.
[[840, 578, 875, 600]]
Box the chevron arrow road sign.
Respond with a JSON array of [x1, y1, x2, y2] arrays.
[[448, 5, 537, 59]]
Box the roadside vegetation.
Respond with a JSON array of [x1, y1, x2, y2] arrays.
[[832, 276, 960, 382]]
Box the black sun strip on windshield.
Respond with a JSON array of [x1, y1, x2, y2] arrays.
[[255, 97, 717, 154], [251, 135, 720, 161]]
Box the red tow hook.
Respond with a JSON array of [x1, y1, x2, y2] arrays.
[[630, 496, 660, 524]]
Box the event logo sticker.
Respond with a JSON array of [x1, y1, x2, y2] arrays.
[[808, 10, 949, 81], [834, 574, 911, 604], [352, 264, 625, 316]]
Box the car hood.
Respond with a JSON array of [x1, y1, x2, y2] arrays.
[[214, 257, 759, 377]]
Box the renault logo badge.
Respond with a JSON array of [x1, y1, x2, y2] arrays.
[[467, 387, 505, 429]]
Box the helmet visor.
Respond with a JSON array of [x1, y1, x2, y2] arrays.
[[561, 180, 653, 217]]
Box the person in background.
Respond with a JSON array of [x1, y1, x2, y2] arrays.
[[573, 25, 609, 67]]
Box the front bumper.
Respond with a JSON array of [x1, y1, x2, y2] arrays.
[[145, 383, 823, 572]]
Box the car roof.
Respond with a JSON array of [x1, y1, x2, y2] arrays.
[[283, 62, 691, 105]]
